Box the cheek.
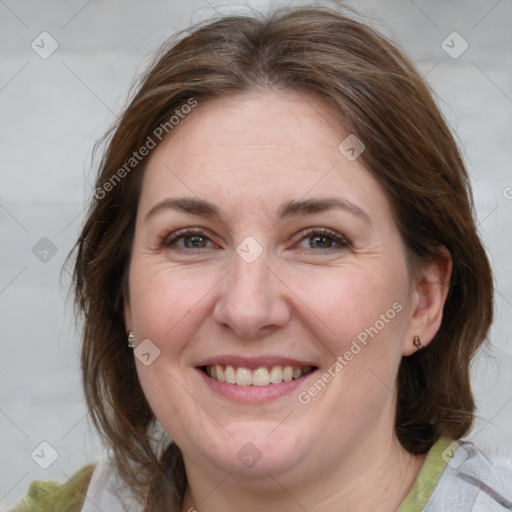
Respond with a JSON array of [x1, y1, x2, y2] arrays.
[[293, 264, 410, 404], [128, 262, 215, 438], [296, 264, 408, 342], [128, 259, 216, 344]]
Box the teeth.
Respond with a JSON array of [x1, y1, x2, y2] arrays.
[[236, 367, 252, 386], [252, 367, 270, 386], [225, 365, 236, 384], [269, 366, 283, 384], [205, 364, 314, 386], [282, 366, 293, 382]]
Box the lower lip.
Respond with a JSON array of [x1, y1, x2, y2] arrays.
[[197, 368, 317, 403]]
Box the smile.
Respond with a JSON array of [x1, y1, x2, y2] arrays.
[[202, 364, 315, 386]]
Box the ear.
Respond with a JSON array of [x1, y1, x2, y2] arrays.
[[402, 247, 452, 356]]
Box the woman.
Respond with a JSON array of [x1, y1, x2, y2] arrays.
[[12, 4, 512, 512]]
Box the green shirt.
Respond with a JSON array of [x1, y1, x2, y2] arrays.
[[397, 438, 451, 512], [10, 464, 96, 512]]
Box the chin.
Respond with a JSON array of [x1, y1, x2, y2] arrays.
[[188, 421, 312, 479]]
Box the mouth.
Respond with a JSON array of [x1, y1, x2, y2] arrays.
[[199, 364, 316, 387]]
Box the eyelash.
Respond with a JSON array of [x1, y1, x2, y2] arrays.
[[296, 227, 351, 251], [160, 227, 351, 253]]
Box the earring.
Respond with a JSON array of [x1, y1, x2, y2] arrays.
[[413, 335, 422, 350], [127, 331, 135, 348]]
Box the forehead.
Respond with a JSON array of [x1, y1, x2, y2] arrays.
[[138, 90, 391, 222]]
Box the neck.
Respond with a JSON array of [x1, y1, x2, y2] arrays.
[[180, 433, 427, 512]]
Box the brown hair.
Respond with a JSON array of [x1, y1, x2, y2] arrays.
[[71, 4, 493, 510]]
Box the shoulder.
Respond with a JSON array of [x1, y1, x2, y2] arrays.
[[10, 464, 96, 512], [424, 440, 512, 511]]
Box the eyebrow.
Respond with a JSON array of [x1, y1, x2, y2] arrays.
[[277, 197, 372, 225], [144, 196, 372, 226], [144, 197, 222, 222]]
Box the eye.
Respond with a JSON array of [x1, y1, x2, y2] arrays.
[[294, 227, 350, 251], [158, 227, 350, 253], [161, 228, 217, 250]]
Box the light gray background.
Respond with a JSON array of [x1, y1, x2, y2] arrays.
[[1, 0, 511, 509]]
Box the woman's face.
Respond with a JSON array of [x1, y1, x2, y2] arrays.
[[125, 91, 427, 483]]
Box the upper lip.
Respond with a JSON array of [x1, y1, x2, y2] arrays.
[[196, 355, 318, 370]]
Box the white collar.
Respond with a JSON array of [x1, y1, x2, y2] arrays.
[[80, 460, 144, 512]]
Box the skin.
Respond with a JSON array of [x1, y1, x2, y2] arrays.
[[124, 90, 452, 512]]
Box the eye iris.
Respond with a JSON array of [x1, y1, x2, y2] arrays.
[[310, 235, 332, 248], [184, 235, 206, 248]]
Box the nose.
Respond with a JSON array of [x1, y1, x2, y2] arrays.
[[213, 248, 290, 339]]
